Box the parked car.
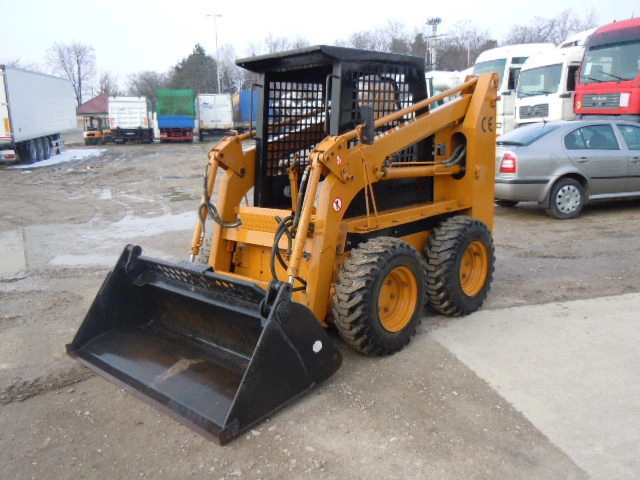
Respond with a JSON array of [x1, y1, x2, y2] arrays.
[[495, 120, 640, 219]]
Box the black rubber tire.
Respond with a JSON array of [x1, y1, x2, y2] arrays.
[[495, 199, 518, 208], [545, 178, 585, 220], [20, 139, 37, 164], [42, 137, 51, 159], [425, 216, 494, 316], [34, 137, 44, 162], [333, 237, 426, 356]]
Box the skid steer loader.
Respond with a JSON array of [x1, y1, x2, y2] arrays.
[[67, 46, 498, 445]]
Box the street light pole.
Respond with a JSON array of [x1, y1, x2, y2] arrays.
[[207, 13, 222, 93], [426, 17, 442, 71]]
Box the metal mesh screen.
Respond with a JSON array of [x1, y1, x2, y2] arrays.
[[139, 257, 266, 307], [351, 72, 418, 163], [266, 81, 326, 176]]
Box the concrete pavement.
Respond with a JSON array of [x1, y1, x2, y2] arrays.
[[430, 293, 640, 479]]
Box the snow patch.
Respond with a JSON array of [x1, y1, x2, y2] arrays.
[[9, 149, 106, 169]]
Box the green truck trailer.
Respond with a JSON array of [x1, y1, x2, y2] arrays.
[[157, 89, 195, 142]]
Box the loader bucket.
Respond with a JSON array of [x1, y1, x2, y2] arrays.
[[67, 245, 342, 444]]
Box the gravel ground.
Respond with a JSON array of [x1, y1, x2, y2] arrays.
[[1, 141, 639, 479]]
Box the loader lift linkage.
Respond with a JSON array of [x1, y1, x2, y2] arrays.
[[68, 46, 498, 444]]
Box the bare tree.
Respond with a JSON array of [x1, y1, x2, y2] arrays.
[[98, 71, 121, 96], [47, 42, 95, 105], [246, 34, 310, 56], [219, 44, 251, 93], [439, 21, 497, 70], [386, 20, 412, 54], [127, 71, 168, 110], [504, 8, 598, 45], [1, 58, 41, 71], [343, 29, 388, 51]]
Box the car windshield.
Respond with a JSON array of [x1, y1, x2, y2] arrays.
[[581, 39, 640, 83], [497, 123, 562, 146], [517, 64, 563, 98], [474, 59, 507, 86]]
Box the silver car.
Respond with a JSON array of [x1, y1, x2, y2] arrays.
[[495, 120, 640, 219]]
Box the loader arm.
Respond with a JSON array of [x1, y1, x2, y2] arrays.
[[189, 130, 256, 269], [287, 73, 498, 322]]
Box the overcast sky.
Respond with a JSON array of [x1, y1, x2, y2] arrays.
[[2, 0, 637, 86]]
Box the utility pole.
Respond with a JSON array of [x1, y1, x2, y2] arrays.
[[207, 13, 222, 93], [426, 17, 442, 71]]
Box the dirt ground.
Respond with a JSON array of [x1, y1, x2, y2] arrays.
[[1, 141, 639, 479]]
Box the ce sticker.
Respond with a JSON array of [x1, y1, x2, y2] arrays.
[[481, 116, 495, 133]]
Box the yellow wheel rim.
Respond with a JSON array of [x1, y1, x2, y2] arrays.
[[460, 240, 489, 296], [378, 266, 418, 333]]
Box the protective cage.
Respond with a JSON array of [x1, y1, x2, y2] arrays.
[[236, 45, 430, 209]]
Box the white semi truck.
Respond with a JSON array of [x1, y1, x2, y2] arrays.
[[0, 65, 76, 163], [515, 30, 595, 126], [196, 93, 233, 141], [473, 43, 555, 134], [108, 96, 154, 144]]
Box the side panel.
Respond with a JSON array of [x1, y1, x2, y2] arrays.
[[198, 94, 233, 130], [238, 90, 258, 128], [3, 66, 76, 142], [108, 97, 150, 129], [157, 90, 195, 130]]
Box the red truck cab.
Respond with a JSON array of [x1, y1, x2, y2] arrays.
[[575, 18, 640, 122]]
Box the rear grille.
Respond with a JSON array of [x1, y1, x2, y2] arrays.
[[582, 93, 620, 109], [519, 103, 549, 119]]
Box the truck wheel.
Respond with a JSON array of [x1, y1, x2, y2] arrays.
[[333, 237, 425, 356], [20, 140, 37, 164], [545, 178, 585, 220], [41, 137, 52, 159], [426, 216, 494, 316], [34, 138, 44, 162]]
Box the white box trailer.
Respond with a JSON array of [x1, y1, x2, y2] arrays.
[[108, 96, 154, 144], [196, 93, 233, 141], [0, 65, 76, 163], [515, 30, 595, 126], [473, 43, 555, 135]]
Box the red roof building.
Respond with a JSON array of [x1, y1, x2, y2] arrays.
[[76, 93, 109, 115]]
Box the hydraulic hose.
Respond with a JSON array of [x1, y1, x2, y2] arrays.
[[291, 165, 311, 232], [270, 215, 307, 290], [441, 144, 467, 167], [200, 163, 242, 229]]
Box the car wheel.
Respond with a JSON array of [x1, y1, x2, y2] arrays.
[[545, 178, 585, 220], [495, 200, 518, 208]]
